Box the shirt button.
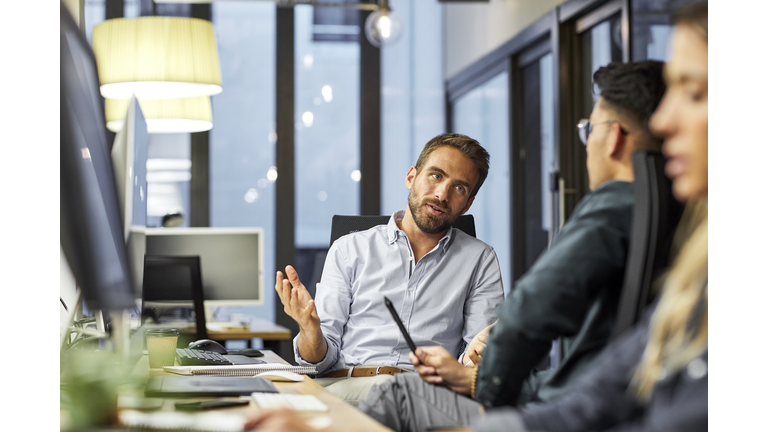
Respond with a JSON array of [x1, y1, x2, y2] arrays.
[[492, 376, 501, 385], [391, 350, 397, 356], [408, 287, 413, 292]]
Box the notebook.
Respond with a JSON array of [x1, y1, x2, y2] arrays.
[[163, 364, 317, 377], [144, 376, 278, 397]]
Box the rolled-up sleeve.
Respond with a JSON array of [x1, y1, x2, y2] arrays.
[[462, 249, 505, 347], [292, 241, 352, 375]]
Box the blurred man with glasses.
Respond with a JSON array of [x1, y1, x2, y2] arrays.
[[359, 60, 669, 431]]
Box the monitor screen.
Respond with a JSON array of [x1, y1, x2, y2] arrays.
[[60, 4, 136, 312], [141, 255, 207, 340], [111, 95, 148, 292], [144, 228, 264, 313], [111, 95, 148, 239]]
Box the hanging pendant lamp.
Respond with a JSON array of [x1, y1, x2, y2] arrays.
[[105, 96, 213, 134], [92, 17, 222, 100]]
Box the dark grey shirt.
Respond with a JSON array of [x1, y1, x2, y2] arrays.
[[471, 304, 708, 432], [475, 180, 635, 407]]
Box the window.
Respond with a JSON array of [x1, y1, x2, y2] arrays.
[[145, 134, 191, 229], [517, 52, 556, 272], [84, 0, 105, 44], [453, 72, 511, 295], [294, 5, 360, 248], [209, 1, 277, 322], [631, 0, 675, 62], [381, 0, 445, 215]]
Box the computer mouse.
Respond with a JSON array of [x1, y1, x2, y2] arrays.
[[188, 339, 228, 354], [229, 348, 264, 357], [255, 371, 305, 382]]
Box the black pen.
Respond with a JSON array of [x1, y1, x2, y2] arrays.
[[384, 296, 418, 354]]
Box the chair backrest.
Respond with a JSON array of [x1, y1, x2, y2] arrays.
[[329, 214, 477, 246], [142, 255, 208, 340], [611, 151, 685, 340]]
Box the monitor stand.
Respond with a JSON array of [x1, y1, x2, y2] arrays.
[[109, 310, 131, 361]]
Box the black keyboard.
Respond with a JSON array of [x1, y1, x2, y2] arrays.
[[176, 348, 234, 366]]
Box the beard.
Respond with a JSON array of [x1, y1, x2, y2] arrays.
[[407, 191, 458, 235]]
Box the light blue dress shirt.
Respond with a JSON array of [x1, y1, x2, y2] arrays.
[[294, 210, 504, 375]]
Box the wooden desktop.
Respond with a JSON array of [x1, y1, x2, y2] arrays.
[[133, 349, 392, 432], [175, 317, 292, 352], [206, 318, 290, 341]]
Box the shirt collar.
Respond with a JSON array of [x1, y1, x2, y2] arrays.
[[387, 211, 405, 244], [387, 210, 455, 254]]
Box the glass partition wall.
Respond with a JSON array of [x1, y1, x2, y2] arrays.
[[517, 51, 557, 273], [453, 71, 511, 296], [558, 0, 629, 218], [447, 10, 558, 294]]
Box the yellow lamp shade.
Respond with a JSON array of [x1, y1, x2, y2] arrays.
[[106, 97, 213, 133], [92, 17, 222, 100]]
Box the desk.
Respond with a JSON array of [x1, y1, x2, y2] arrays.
[[134, 350, 392, 432], [174, 318, 292, 352], [207, 318, 291, 350]]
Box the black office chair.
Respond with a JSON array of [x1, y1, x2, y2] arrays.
[[142, 255, 208, 341], [611, 151, 685, 340], [329, 214, 477, 246]]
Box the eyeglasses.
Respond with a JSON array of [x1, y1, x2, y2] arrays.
[[577, 119, 628, 145]]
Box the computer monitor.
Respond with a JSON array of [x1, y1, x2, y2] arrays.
[[141, 255, 208, 341], [111, 95, 149, 292], [60, 3, 136, 352], [111, 95, 148, 238], [144, 228, 264, 320]]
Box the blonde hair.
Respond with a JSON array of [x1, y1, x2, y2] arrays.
[[633, 199, 708, 400]]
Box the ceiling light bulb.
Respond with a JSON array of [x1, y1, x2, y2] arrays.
[[378, 15, 392, 38], [364, 9, 401, 48]]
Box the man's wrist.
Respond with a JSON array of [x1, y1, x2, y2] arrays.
[[470, 366, 479, 399], [454, 365, 476, 396], [297, 326, 328, 364], [298, 322, 324, 346]]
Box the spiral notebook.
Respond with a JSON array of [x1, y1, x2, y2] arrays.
[[163, 363, 317, 376]]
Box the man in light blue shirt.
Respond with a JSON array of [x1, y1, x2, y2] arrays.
[[275, 133, 504, 406]]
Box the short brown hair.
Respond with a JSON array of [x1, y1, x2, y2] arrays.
[[415, 133, 490, 198], [593, 61, 666, 151]]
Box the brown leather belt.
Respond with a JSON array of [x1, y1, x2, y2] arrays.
[[325, 366, 412, 378]]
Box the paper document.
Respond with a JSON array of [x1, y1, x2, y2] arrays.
[[164, 364, 317, 376]]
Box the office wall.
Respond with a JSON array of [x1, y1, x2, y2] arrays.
[[444, 0, 566, 79]]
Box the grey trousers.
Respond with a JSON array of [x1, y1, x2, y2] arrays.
[[314, 375, 395, 408], [358, 373, 484, 432]]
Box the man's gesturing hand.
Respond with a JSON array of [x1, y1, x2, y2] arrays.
[[275, 265, 320, 331], [276, 265, 327, 363]]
